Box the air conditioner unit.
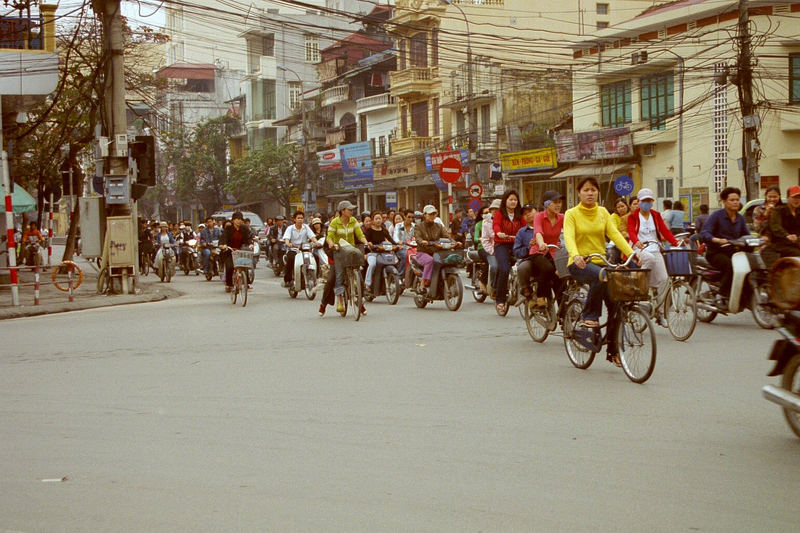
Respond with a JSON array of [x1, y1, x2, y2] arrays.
[[643, 144, 656, 157]]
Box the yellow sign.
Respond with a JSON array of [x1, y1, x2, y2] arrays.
[[500, 147, 557, 173]]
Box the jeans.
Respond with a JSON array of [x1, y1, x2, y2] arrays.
[[365, 253, 378, 287], [494, 243, 513, 304], [396, 248, 407, 276], [568, 262, 618, 353], [201, 247, 211, 272]]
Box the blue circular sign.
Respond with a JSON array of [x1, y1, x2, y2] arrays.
[[468, 199, 483, 213], [614, 175, 634, 196]]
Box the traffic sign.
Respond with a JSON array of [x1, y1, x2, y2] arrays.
[[469, 198, 483, 213], [468, 182, 483, 198], [439, 157, 462, 184], [613, 175, 634, 196]]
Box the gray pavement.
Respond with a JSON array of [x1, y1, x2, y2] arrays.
[[1, 264, 797, 532]]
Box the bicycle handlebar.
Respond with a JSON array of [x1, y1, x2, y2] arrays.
[[582, 252, 638, 269]]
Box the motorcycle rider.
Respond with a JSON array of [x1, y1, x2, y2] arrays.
[[154, 221, 177, 272], [393, 209, 415, 277], [415, 205, 459, 294], [21, 221, 44, 265], [363, 211, 398, 295], [762, 185, 800, 268], [219, 211, 253, 292], [199, 216, 221, 275], [282, 211, 319, 288], [699, 187, 751, 309], [268, 215, 287, 267]]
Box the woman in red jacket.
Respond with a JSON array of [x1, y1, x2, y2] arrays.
[[627, 188, 680, 305], [493, 189, 525, 314]]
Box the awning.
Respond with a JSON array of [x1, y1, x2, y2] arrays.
[[550, 163, 633, 180], [156, 63, 215, 80], [0, 182, 36, 213]]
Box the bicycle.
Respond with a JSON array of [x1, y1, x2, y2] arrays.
[[651, 240, 698, 341], [335, 244, 364, 321], [562, 253, 657, 384], [230, 249, 253, 307]]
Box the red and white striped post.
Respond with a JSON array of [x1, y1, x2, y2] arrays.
[[47, 192, 53, 267], [33, 265, 40, 305], [2, 137, 20, 306]]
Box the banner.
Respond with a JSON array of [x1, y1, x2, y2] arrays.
[[340, 141, 373, 189], [500, 147, 557, 173], [555, 127, 633, 162], [317, 148, 341, 171]]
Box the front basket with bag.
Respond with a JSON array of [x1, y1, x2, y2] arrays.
[[605, 268, 651, 301]]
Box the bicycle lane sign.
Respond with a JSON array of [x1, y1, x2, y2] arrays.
[[614, 175, 634, 196]]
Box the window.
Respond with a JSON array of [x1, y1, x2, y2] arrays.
[[600, 80, 631, 126], [791, 54, 800, 103], [641, 72, 674, 130], [262, 35, 275, 57], [713, 62, 728, 192], [252, 79, 276, 121], [657, 178, 674, 210], [185, 78, 214, 93], [304, 35, 320, 63], [398, 39, 406, 70], [431, 28, 439, 66], [433, 97, 440, 136], [288, 82, 302, 110], [401, 105, 408, 136], [456, 110, 466, 136], [410, 33, 428, 68], [379, 136, 386, 157], [596, 21, 609, 30], [411, 101, 429, 137], [480, 104, 490, 142], [597, 3, 609, 15]]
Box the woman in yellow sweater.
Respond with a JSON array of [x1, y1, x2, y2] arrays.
[[564, 177, 639, 366]]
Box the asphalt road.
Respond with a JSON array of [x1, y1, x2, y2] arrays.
[[1, 263, 797, 532]]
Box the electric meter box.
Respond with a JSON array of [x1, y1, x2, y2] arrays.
[[79, 196, 106, 258], [106, 216, 135, 268], [105, 175, 130, 204]]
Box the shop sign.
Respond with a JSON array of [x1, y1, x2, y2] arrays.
[[555, 127, 633, 162], [500, 147, 557, 173], [340, 141, 374, 189], [317, 148, 341, 171], [425, 149, 469, 171]]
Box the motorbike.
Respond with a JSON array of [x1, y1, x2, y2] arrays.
[[180, 238, 200, 276], [365, 241, 402, 305], [204, 239, 221, 281], [154, 236, 176, 283], [23, 237, 42, 266], [408, 240, 464, 311], [285, 242, 317, 300], [694, 235, 782, 329], [271, 241, 286, 277], [762, 257, 800, 438], [464, 246, 488, 303]]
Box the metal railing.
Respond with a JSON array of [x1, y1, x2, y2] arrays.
[[356, 93, 396, 113]]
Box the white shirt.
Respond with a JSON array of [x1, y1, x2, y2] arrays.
[[637, 213, 660, 253], [283, 224, 315, 246]]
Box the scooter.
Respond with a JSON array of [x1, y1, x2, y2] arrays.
[[408, 240, 464, 311], [154, 236, 176, 283], [180, 238, 199, 275], [365, 242, 402, 305], [694, 235, 782, 329], [464, 246, 488, 303], [202, 239, 221, 281], [271, 242, 286, 277], [285, 242, 317, 300], [762, 257, 800, 438]]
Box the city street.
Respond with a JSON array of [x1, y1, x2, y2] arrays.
[[1, 264, 797, 532]]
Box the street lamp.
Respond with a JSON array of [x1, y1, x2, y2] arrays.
[[442, 0, 475, 215]]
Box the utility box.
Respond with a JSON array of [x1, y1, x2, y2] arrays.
[[106, 216, 135, 268], [105, 175, 130, 205], [79, 196, 106, 258]]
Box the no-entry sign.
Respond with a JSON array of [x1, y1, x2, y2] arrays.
[[439, 157, 462, 184]]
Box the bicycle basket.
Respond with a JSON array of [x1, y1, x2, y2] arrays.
[[606, 269, 651, 301], [553, 247, 570, 278], [661, 248, 696, 276], [339, 246, 364, 268], [232, 249, 254, 268]]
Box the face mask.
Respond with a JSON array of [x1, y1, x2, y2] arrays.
[[639, 201, 653, 212], [484, 213, 492, 220]]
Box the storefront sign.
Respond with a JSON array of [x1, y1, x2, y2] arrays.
[[425, 149, 469, 171], [556, 127, 633, 162], [340, 141, 373, 189], [500, 147, 557, 173], [385, 191, 398, 208], [317, 148, 341, 171]]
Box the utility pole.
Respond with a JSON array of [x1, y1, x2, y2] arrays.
[[737, 0, 760, 201]]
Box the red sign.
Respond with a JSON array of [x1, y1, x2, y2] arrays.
[[468, 182, 483, 198], [439, 157, 462, 184]]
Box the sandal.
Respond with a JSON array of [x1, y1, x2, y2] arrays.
[[606, 353, 622, 367], [496, 303, 506, 313], [581, 320, 600, 328]]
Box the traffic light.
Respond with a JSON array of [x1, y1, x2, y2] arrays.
[[130, 135, 155, 186]]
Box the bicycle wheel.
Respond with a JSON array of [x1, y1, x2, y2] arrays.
[[52, 261, 84, 291], [664, 279, 697, 341], [471, 265, 487, 303], [617, 306, 657, 384], [239, 271, 248, 307], [385, 272, 400, 305], [230, 272, 239, 304], [348, 268, 363, 321], [524, 300, 550, 343], [563, 299, 596, 369]]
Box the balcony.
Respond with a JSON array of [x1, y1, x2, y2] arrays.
[[320, 85, 349, 108], [389, 66, 440, 99], [0, 5, 58, 101], [390, 135, 438, 155], [356, 93, 396, 114]]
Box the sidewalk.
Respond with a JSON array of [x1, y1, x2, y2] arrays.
[[0, 246, 182, 320]]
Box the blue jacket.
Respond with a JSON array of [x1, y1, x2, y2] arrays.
[[699, 208, 749, 253], [513, 225, 535, 259]]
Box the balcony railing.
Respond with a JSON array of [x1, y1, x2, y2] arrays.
[[0, 4, 55, 53], [390, 66, 439, 86], [390, 135, 438, 155], [356, 93, 396, 113], [320, 85, 349, 107]]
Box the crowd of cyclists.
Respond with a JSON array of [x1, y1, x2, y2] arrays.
[[137, 183, 800, 350]]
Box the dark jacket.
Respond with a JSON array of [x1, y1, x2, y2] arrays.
[[220, 224, 252, 250], [768, 204, 800, 251], [415, 220, 449, 254]]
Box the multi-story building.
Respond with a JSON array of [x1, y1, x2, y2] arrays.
[[569, 0, 800, 217]]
